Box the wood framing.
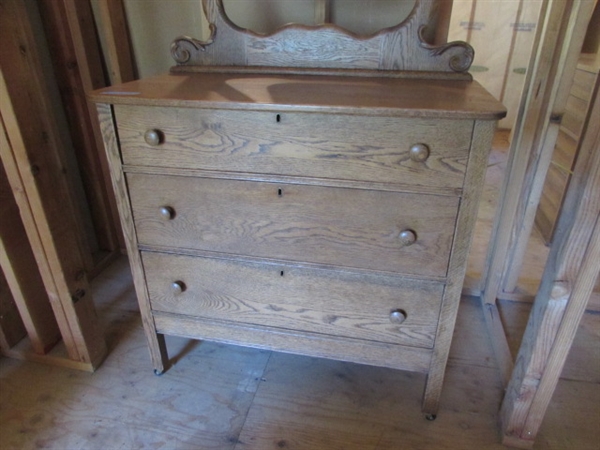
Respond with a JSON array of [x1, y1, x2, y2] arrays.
[[0, 269, 26, 351], [500, 80, 600, 449], [500, 0, 597, 293], [0, 0, 106, 369], [481, 0, 595, 305], [0, 148, 60, 355], [95, 0, 136, 84], [37, 0, 123, 261]]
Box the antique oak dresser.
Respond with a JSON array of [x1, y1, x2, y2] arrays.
[[90, 0, 505, 418]]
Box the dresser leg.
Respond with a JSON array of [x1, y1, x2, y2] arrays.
[[149, 332, 169, 375], [421, 372, 442, 419]]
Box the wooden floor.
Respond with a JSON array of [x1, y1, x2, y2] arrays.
[[1, 132, 599, 449]]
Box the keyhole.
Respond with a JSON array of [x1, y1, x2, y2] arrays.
[[278, 188, 283, 197], [276, 114, 281, 123], [280, 270, 285, 276]]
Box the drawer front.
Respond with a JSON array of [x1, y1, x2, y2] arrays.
[[142, 251, 444, 348], [129, 174, 459, 278], [116, 105, 472, 190]]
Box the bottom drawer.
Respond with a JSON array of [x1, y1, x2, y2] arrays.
[[142, 252, 444, 349]]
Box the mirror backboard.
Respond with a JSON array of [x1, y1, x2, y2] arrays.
[[222, 0, 417, 36]]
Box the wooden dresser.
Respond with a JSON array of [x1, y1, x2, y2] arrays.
[[91, 0, 505, 418]]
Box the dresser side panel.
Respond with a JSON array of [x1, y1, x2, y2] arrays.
[[95, 103, 168, 372], [422, 119, 497, 415]]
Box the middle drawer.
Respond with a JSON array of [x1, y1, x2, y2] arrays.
[[128, 174, 459, 278]]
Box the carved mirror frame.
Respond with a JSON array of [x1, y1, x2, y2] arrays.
[[171, 0, 474, 77]]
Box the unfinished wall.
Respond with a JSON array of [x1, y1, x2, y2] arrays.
[[122, 0, 205, 78], [448, 0, 544, 129]]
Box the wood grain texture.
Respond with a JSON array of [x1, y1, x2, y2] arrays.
[[0, 0, 105, 368], [116, 105, 472, 192], [481, 0, 578, 304], [37, 0, 121, 255], [482, 301, 514, 389], [535, 65, 599, 243], [154, 313, 432, 374], [95, 104, 168, 374], [143, 251, 443, 348], [90, 73, 506, 120], [422, 120, 496, 415], [171, 0, 474, 74], [89, 7, 504, 417], [0, 156, 60, 355], [128, 174, 459, 278], [94, 0, 135, 84], [500, 70, 600, 449], [498, 0, 598, 293], [500, 0, 545, 129], [246, 28, 381, 69]]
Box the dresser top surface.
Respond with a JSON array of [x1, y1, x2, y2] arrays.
[[90, 72, 506, 120]]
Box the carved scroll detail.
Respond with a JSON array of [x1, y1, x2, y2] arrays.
[[169, 0, 474, 76], [418, 26, 474, 73], [170, 25, 216, 63]]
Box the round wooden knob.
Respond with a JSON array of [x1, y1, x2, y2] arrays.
[[389, 309, 407, 324], [144, 129, 162, 146], [159, 206, 175, 220], [398, 229, 417, 246], [409, 143, 430, 162], [171, 281, 186, 295]]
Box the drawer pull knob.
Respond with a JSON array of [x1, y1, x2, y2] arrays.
[[389, 309, 407, 324], [399, 229, 417, 246], [159, 206, 175, 220], [171, 281, 186, 295], [410, 143, 430, 162], [144, 129, 162, 146]]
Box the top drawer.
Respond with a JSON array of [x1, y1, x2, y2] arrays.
[[115, 105, 472, 191]]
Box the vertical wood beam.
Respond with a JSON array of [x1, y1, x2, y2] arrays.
[[0, 0, 106, 369], [95, 0, 136, 84], [0, 151, 60, 354], [0, 269, 27, 351], [500, 0, 597, 293], [481, 300, 514, 388], [481, 0, 569, 305], [315, 0, 330, 24], [500, 83, 600, 449], [37, 0, 123, 257]]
